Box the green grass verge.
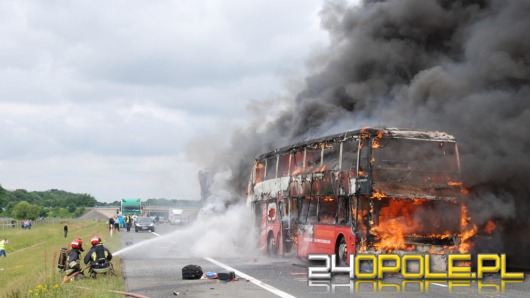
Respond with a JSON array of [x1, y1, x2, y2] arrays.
[[0, 220, 125, 297]]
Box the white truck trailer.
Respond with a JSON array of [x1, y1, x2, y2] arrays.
[[169, 209, 183, 225]]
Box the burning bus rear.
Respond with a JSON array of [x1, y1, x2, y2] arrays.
[[356, 130, 464, 253], [248, 128, 466, 268]]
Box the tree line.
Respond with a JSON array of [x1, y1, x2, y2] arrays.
[[0, 184, 203, 220], [0, 185, 96, 220]]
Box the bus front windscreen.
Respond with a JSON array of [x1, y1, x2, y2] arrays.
[[371, 138, 461, 198]]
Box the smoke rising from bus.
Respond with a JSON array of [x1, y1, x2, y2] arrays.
[[189, 0, 530, 260]]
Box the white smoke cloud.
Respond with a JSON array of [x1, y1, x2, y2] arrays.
[[116, 204, 258, 259]]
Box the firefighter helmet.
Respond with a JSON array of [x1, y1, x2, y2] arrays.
[[91, 236, 102, 246], [71, 238, 84, 251]]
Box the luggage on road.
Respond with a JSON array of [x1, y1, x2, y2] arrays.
[[182, 264, 203, 279], [217, 270, 235, 281]]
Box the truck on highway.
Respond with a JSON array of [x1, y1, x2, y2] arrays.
[[121, 198, 142, 216], [169, 209, 183, 225]]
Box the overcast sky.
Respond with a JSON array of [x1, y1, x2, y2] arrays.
[[0, 0, 335, 202]]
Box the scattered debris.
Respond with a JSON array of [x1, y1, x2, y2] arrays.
[[217, 270, 235, 281], [202, 272, 218, 279]]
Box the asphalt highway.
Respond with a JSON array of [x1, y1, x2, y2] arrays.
[[118, 222, 529, 298]]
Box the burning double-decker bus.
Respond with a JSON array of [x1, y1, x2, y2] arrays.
[[248, 128, 466, 266]]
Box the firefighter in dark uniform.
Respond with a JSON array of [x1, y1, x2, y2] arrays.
[[84, 236, 113, 277], [65, 238, 85, 279]]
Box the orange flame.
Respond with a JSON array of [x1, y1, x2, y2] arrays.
[[291, 168, 303, 175], [360, 128, 370, 138], [371, 190, 387, 200], [428, 246, 447, 255], [484, 220, 496, 234], [371, 131, 383, 149], [370, 199, 425, 252], [458, 204, 478, 253], [371, 218, 407, 252], [368, 198, 467, 253], [314, 164, 327, 173]]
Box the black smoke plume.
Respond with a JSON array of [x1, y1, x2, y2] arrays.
[[190, 0, 530, 265]]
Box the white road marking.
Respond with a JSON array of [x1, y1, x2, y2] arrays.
[[431, 283, 448, 287], [204, 257, 297, 298]]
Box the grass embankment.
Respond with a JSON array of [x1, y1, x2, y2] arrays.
[[0, 221, 125, 297]]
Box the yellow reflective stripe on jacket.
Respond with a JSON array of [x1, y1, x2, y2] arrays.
[[91, 251, 108, 261]]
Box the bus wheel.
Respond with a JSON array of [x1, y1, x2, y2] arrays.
[[336, 237, 347, 266], [267, 234, 277, 257]]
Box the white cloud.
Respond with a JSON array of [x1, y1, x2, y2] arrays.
[[0, 0, 328, 202]]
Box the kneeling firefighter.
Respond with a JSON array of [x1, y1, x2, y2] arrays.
[[65, 238, 85, 279], [84, 236, 113, 276]]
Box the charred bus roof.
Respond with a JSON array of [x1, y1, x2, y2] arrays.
[[256, 127, 456, 160]]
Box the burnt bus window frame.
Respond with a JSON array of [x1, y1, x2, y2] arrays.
[[308, 196, 318, 223], [292, 197, 302, 225], [318, 196, 338, 224], [292, 151, 304, 175], [353, 196, 372, 239], [337, 196, 350, 225], [255, 160, 266, 183], [265, 155, 278, 180], [299, 196, 309, 223], [342, 138, 360, 175], [300, 196, 319, 224], [304, 145, 322, 174], [278, 152, 291, 177], [359, 138, 371, 177], [279, 199, 286, 225], [371, 138, 460, 181], [322, 142, 341, 172], [277, 200, 284, 224]]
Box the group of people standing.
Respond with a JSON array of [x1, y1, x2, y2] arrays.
[[108, 214, 134, 233], [64, 236, 113, 280]]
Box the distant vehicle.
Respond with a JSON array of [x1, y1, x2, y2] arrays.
[[169, 209, 183, 225], [134, 217, 155, 232], [121, 198, 142, 216], [149, 215, 164, 224]]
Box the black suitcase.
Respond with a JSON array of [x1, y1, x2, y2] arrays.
[[182, 264, 203, 279], [217, 270, 235, 281]]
